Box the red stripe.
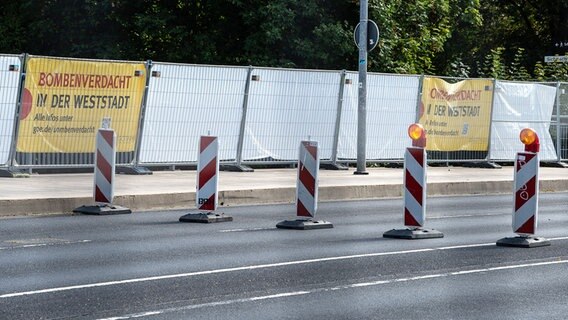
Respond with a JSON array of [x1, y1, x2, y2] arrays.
[[99, 130, 114, 148], [199, 157, 217, 189], [200, 136, 216, 153], [298, 164, 315, 197], [516, 153, 536, 172], [515, 215, 535, 234], [303, 142, 318, 160], [96, 150, 112, 184], [408, 147, 424, 167], [405, 169, 423, 205], [95, 185, 110, 203], [515, 176, 536, 211], [297, 200, 313, 217], [199, 193, 216, 211], [404, 208, 421, 227]]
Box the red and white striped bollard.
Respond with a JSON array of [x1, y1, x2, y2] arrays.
[[497, 128, 550, 247], [384, 124, 443, 239], [276, 140, 333, 230], [74, 119, 131, 215], [179, 135, 232, 223]]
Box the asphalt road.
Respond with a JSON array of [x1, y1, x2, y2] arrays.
[[0, 193, 567, 319]]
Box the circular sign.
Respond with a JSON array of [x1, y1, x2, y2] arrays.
[[354, 20, 379, 52]]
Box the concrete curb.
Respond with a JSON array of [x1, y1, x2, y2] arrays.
[[1, 180, 566, 218]]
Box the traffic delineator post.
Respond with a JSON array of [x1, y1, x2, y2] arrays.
[[497, 128, 550, 248], [179, 136, 232, 223], [276, 140, 333, 230], [74, 119, 131, 215], [383, 124, 443, 239]]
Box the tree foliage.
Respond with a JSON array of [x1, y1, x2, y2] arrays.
[[0, 0, 565, 80]]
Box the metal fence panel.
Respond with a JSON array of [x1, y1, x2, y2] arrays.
[[554, 82, 568, 161], [242, 68, 340, 161], [139, 63, 247, 164], [0, 55, 21, 166], [490, 81, 557, 161], [338, 72, 420, 160]]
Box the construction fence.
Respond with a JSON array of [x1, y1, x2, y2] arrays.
[[0, 54, 566, 173]]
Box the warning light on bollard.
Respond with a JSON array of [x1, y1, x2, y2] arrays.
[[496, 128, 550, 248], [383, 124, 443, 239], [520, 128, 540, 153], [408, 123, 426, 148]]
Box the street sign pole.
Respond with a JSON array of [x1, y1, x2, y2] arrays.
[[355, 0, 369, 175]]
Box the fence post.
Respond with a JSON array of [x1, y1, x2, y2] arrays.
[[0, 54, 28, 177], [120, 60, 152, 175], [555, 81, 562, 162], [324, 70, 348, 170], [414, 75, 424, 123], [223, 66, 254, 172], [485, 78, 500, 167]]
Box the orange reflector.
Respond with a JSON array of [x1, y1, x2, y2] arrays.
[[408, 124, 425, 141], [520, 128, 537, 146]]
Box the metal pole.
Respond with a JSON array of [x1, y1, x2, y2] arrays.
[[132, 60, 153, 169], [330, 70, 346, 168], [355, 0, 369, 175], [556, 81, 562, 162], [486, 78, 498, 162], [8, 54, 28, 168], [235, 66, 253, 168]]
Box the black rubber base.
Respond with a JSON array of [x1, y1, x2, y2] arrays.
[[276, 219, 334, 230], [117, 166, 153, 175], [179, 212, 233, 223], [496, 236, 551, 248], [0, 168, 29, 178], [73, 204, 132, 215], [383, 228, 444, 239], [220, 164, 254, 172]]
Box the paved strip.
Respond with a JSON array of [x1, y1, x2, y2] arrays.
[[98, 259, 568, 320], [0, 240, 91, 251], [2, 236, 567, 299]]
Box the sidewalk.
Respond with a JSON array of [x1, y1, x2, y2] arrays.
[[0, 166, 567, 217]]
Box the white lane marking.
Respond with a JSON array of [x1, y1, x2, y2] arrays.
[[98, 259, 568, 320], [0, 240, 91, 251], [218, 227, 275, 233], [3, 236, 568, 299], [430, 212, 506, 219]]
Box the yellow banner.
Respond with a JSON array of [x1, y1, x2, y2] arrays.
[[419, 78, 493, 151], [17, 57, 146, 153]]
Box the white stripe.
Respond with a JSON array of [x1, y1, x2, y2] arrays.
[[0, 240, 91, 251], [513, 195, 538, 233], [515, 153, 537, 192], [98, 259, 568, 319], [196, 173, 217, 207], [95, 169, 113, 203], [96, 130, 115, 162], [4, 239, 568, 300], [404, 148, 425, 187], [219, 228, 275, 233], [198, 138, 218, 171], [299, 143, 318, 180], [404, 189, 424, 226], [297, 181, 316, 216]]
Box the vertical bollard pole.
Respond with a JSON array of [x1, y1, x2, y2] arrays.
[[497, 128, 550, 248], [74, 118, 131, 215], [384, 124, 443, 239]]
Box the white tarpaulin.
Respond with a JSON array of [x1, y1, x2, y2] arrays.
[[338, 72, 420, 159], [139, 63, 247, 163], [490, 81, 557, 160], [0, 55, 22, 165]]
